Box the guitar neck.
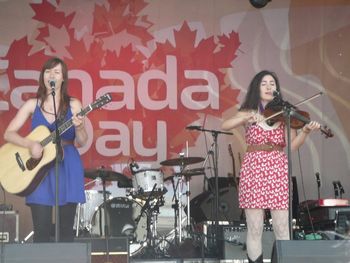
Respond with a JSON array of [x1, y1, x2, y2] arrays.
[[40, 105, 93, 147]]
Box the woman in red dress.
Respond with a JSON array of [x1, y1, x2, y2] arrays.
[[222, 70, 320, 263]]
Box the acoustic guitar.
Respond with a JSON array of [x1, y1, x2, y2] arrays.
[[0, 93, 112, 196]]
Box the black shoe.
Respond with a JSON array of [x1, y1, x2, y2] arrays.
[[248, 254, 263, 263]]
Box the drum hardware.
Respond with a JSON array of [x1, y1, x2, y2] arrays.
[[134, 184, 158, 226], [160, 157, 205, 246], [130, 183, 171, 258]]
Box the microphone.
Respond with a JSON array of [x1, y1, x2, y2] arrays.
[[49, 80, 56, 89], [315, 172, 321, 188], [273, 90, 280, 97], [186, 125, 201, 130]]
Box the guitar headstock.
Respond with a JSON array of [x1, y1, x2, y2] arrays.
[[80, 93, 112, 116], [90, 93, 112, 110]]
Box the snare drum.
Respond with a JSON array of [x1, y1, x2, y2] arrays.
[[132, 169, 165, 199]]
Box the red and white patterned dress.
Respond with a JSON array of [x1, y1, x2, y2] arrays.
[[239, 122, 289, 210]]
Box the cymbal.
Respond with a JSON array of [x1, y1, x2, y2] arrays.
[[84, 169, 128, 182], [164, 168, 205, 181], [160, 157, 204, 166]]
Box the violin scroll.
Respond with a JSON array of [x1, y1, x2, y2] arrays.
[[321, 125, 333, 139]]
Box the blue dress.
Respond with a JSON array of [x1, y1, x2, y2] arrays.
[[26, 104, 86, 206]]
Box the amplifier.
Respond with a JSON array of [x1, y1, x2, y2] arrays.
[[299, 205, 350, 232], [203, 221, 274, 259], [0, 210, 19, 243]]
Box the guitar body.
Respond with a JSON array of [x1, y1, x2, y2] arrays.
[[0, 125, 57, 196]]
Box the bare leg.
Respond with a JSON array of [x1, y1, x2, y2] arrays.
[[271, 209, 290, 240], [245, 208, 264, 261]]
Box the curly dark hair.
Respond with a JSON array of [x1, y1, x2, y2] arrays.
[[239, 70, 282, 111]]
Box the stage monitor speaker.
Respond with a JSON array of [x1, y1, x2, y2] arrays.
[[75, 237, 128, 263], [190, 186, 242, 223], [2, 242, 91, 263], [272, 240, 350, 263]]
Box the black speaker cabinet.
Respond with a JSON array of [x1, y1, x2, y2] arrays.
[[2, 242, 91, 262], [272, 240, 350, 263]]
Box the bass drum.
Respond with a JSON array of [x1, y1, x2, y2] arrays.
[[90, 197, 147, 257]]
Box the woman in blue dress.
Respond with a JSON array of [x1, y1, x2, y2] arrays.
[[4, 57, 87, 242]]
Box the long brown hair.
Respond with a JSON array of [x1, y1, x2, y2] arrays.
[[37, 57, 70, 118]]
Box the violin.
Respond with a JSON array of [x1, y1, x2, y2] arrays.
[[262, 101, 334, 139]]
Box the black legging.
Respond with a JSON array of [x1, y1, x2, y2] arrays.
[[29, 203, 77, 242]]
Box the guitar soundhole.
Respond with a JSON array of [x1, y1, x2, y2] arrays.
[[26, 156, 43, 171]]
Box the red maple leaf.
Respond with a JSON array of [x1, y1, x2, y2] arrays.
[[92, 0, 153, 47], [146, 22, 241, 154], [30, 0, 74, 29]]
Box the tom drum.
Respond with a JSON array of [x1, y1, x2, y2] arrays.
[[132, 169, 165, 199]]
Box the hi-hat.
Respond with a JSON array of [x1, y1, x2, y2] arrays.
[[160, 157, 204, 166], [85, 169, 129, 182]]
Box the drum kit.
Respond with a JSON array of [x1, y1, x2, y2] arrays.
[[74, 156, 205, 258]]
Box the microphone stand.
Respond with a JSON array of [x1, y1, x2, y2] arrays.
[[278, 98, 316, 240], [201, 143, 214, 192], [170, 176, 180, 246], [99, 170, 111, 262], [337, 181, 345, 199], [283, 105, 294, 240], [315, 173, 321, 201], [51, 87, 63, 243], [194, 127, 233, 257]]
